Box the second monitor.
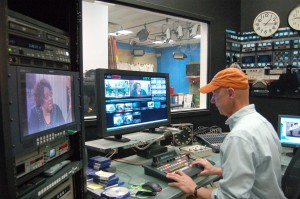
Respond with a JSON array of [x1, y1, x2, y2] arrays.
[[95, 69, 171, 142]]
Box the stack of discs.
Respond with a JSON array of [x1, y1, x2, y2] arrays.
[[101, 187, 131, 199]]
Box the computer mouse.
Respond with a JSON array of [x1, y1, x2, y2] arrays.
[[142, 181, 162, 192]]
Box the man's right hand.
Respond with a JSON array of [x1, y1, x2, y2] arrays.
[[192, 159, 222, 177]]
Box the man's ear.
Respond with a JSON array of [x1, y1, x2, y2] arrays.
[[227, 88, 235, 98]]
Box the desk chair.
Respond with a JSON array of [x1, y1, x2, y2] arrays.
[[282, 149, 300, 199]]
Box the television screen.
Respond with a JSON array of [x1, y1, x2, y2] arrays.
[[257, 54, 271, 63], [242, 56, 255, 64], [22, 72, 75, 136], [8, 66, 80, 154], [278, 115, 300, 150], [95, 69, 171, 142]]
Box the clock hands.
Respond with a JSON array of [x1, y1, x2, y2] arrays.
[[264, 17, 272, 26]]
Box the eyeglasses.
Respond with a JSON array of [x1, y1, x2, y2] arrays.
[[44, 91, 53, 100]]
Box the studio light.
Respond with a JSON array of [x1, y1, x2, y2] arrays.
[[189, 24, 201, 39], [175, 25, 183, 40], [136, 25, 149, 42], [165, 28, 171, 42], [190, 24, 198, 38]]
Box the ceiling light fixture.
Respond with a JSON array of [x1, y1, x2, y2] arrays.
[[152, 40, 164, 44], [109, 29, 132, 36]]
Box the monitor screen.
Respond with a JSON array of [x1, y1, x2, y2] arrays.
[[23, 73, 74, 136], [95, 69, 171, 142], [8, 66, 80, 154], [242, 56, 255, 64], [257, 54, 272, 63], [278, 115, 300, 149]]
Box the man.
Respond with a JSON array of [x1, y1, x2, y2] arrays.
[[166, 68, 286, 199]]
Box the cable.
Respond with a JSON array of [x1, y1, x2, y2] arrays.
[[133, 138, 161, 150], [105, 149, 117, 159], [113, 158, 145, 166], [133, 130, 173, 151]]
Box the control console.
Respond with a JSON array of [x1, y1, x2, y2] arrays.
[[142, 150, 214, 182], [180, 145, 213, 159]]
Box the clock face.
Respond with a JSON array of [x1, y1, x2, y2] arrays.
[[288, 6, 300, 30], [253, 11, 280, 37]]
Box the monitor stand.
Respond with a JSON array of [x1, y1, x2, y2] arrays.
[[286, 148, 299, 157], [104, 135, 130, 143]]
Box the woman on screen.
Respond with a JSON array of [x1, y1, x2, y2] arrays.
[[131, 82, 147, 96], [28, 79, 65, 134]]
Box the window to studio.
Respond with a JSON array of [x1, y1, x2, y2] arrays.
[[82, 1, 209, 118]]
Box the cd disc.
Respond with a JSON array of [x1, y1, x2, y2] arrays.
[[101, 187, 130, 199]]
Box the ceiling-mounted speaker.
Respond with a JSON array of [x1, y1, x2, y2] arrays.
[[173, 52, 187, 60], [136, 27, 149, 42], [132, 49, 145, 56], [176, 25, 183, 40]]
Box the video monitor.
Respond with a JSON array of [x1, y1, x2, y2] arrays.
[[8, 66, 80, 154], [278, 115, 300, 156], [95, 69, 171, 142], [242, 55, 255, 64], [257, 54, 272, 63]]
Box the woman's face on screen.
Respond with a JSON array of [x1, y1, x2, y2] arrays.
[[42, 87, 53, 112]]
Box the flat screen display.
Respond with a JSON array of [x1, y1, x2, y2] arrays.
[[278, 115, 300, 148], [95, 69, 171, 141], [17, 68, 77, 137], [8, 66, 80, 154], [257, 54, 272, 63], [242, 56, 255, 64]]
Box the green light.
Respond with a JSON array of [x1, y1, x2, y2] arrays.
[[8, 48, 12, 52], [67, 130, 75, 133]]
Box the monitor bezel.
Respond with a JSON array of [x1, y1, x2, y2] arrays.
[[8, 66, 81, 155], [277, 114, 300, 149], [95, 68, 171, 139]]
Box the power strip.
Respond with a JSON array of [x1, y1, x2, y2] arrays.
[[180, 145, 213, 159]]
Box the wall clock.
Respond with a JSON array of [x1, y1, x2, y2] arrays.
[[253, 10, 280, 37], [288, 6, 300, 30]]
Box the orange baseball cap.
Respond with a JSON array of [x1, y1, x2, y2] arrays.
[[199, 68, 248, 93]]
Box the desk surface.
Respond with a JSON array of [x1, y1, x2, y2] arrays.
[[87, 150, 221, 199], [86, 145, 292, 199], [85, 132, 165, 153]]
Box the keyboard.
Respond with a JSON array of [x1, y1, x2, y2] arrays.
[[196, 133, 228, 153]]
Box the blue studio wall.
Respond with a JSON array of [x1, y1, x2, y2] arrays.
[[117, 42, 200, 94], [157, 44, 200, 93]]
